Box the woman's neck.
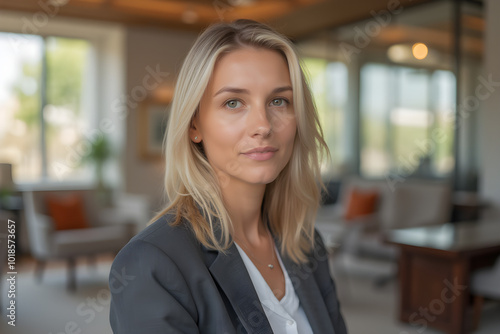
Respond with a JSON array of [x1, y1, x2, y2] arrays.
[[221, 180, 267, 246]]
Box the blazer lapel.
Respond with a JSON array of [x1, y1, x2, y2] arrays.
[[274, 235, 337, 334], [203, 242, 273, 334], [198, 214, 336, 334]]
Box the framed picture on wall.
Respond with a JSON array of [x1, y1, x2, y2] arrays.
[[138, 99, 171, 159]]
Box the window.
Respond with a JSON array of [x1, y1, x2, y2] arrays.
[[0, 33, 93, 183], [360, 63, 456, 178], [302, 58, 348, 177]]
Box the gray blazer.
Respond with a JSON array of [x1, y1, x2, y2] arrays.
[[109, 213, 348, 334]]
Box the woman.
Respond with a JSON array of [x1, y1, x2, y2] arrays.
[[109, 19, 347, 334]]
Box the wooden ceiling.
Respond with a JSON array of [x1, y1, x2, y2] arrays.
[[0, 0, 433, 39], [1, 0, 482, 57]]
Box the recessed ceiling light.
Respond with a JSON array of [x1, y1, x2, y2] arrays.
[[388, 44, 412, 62], [412, 43, 428, 60], [388, 43, 433, 63]]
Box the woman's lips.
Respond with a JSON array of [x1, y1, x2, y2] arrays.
[[241, 146, 278, 161], [243, 151, 277, 161]]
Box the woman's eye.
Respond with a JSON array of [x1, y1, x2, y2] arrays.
[[270, 98, 287, 107], [225, 100, 242, 109]]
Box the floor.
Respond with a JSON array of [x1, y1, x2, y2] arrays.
[[1, 254, 116, 334], [0, 254, 499, 334]]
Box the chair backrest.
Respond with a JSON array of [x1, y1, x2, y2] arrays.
[[338, 176, 394, 225], [113, 192, 152, 233], [28, 189, 101, 224], [339, 176, 452, 230], [23, 189, 103, 258], [387, 180, 452, 229]]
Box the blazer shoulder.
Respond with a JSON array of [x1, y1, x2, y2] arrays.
[[117, 213, 200, 261], [109, 215, 201, 334], [133, 213, 194, 244]]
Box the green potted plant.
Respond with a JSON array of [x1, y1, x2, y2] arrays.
[[80, 135, 113, 204]]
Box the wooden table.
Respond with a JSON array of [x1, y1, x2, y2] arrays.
[[386, 221, 500, 334]]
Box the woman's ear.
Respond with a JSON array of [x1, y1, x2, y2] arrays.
[[189, 116, 201, 143]]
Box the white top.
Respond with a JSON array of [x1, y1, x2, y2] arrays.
[[234, 242, 314, 334]]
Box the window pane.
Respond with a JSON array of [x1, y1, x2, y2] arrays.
[[392, 67, 432, 176], [360, 63, 391, 177], [325, 62, 348, 174], [360, 63, 456, 178], [302, 58, 348, 176], [432, 70, 455, 175], [0, 33, 43, 182], [45, 36, 92, 181], [398, 67, 429, 110]]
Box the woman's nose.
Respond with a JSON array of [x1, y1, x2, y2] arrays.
[[249, 105, 272, 137]]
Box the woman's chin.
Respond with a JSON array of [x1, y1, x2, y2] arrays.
[[243, 172, 281, 185]]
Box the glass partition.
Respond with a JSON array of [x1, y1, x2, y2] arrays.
[[296, 0, 483, 190]]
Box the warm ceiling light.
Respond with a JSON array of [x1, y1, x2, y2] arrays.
[[412, 43, 428, 60], [388, 44, 411, 63]]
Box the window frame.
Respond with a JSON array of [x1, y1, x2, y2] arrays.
[[0, 10, 126, 190], [358, 60, 457, 179]]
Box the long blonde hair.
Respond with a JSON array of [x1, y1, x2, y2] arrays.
[[151, 19, 329, 264]]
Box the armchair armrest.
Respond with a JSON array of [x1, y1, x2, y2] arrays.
[[36, 214, 55, 230], [323, 213, 381, 255], [316, 203, 344, 222], [97, 208, 133, 225], [344, 213, 380, 231], [29, 214, 55, 258], [97, 193, 151, 234]]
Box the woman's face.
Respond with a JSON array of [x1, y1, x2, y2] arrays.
[[190, 47, 297, 188]]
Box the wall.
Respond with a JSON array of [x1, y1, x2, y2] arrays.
[[479, 0, 500, 217], [124, 26, 198, 213]]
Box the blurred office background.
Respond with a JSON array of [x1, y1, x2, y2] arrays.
[[0, 0, 499, 333]]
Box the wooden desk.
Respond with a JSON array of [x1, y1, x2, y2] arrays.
[[386, 221, 500, 334]]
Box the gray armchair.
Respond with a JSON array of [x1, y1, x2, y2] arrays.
[[316, 177, 451, 287], [23, 189, 150, 291], [317, 177, 451, 258]]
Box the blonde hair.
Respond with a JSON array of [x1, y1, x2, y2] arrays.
[[151, 19, 329, 264]]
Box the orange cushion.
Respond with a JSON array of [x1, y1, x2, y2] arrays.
[[46, 194, 89, 230], [344, 188, 379, 221]]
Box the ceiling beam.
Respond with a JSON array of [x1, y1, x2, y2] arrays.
[[0, 0, 433, 37], [268, 0, 433, 39]]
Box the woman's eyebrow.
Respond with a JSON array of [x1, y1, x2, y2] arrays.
[[214, 87, 249, 97], [272, 86, 293, 94], [213, 85, 293, 97]]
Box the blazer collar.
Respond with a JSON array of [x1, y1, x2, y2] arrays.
[[278, 245, 337, 334], [207, 242, 273, 334], [200, 218, 336, 334], [271, 233, 337, 334]]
